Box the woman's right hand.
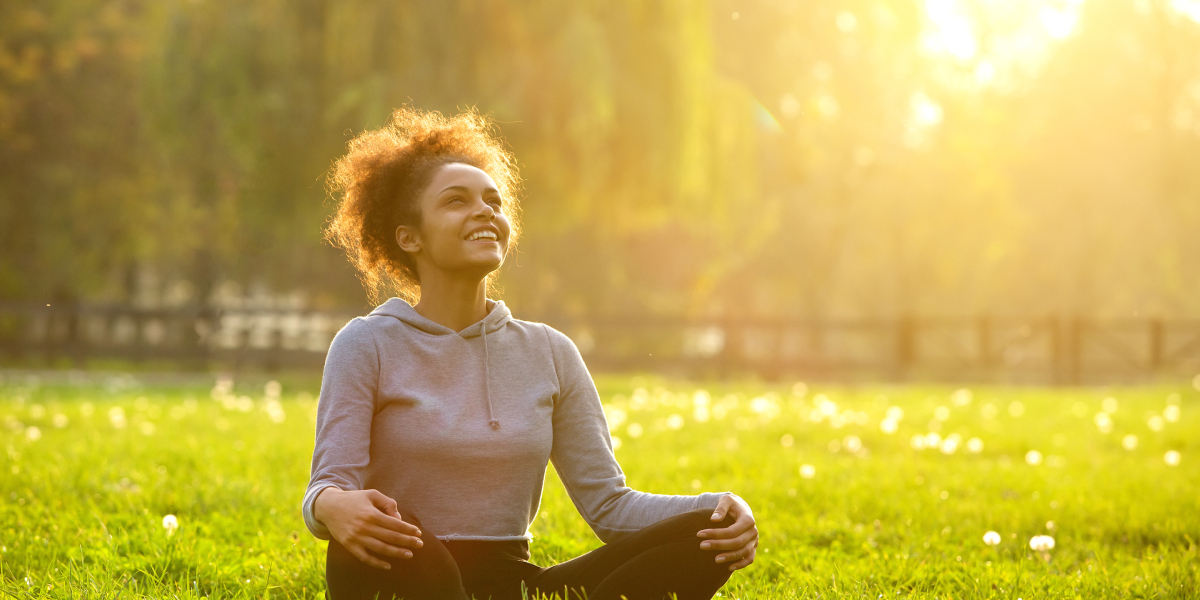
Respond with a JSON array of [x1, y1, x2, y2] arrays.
[[313, 487, 424, 570]]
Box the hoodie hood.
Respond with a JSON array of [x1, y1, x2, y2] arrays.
[[368, 297, 511, 429], [368, 297, 512, 338]]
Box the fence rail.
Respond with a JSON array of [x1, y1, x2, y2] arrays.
[[2, 302, 1198, 383]]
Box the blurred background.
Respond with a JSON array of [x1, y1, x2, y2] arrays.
[[2, 0, 1200, 382]]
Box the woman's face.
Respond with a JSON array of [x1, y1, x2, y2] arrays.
[[396, 162, 512, 279]]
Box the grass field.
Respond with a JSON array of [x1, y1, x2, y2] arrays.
[[1, 371, 1197, 599]]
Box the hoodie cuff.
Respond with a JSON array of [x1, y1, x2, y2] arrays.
[[302, 483, 342, 540]]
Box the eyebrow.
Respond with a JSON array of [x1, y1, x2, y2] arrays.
[[439, 185, 500, 195]]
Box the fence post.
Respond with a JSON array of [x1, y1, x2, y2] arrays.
[[896, 315, 915, 379], [1149, 318, 1164, 371], [977, 315, 991, 369]]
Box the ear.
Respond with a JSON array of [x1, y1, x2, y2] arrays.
[[395, 224, 421, 254]]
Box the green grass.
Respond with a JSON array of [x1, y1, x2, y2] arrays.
[[1, 371, 1197, 599]]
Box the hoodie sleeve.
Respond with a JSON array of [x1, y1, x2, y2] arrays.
[[543, 325, 731, 544], [301, 317, 380, 540]]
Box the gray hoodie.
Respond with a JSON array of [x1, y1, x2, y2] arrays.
[[302, 297, 728, 543]]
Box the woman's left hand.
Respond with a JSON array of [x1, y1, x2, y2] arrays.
[[696, 493, 758, 571]]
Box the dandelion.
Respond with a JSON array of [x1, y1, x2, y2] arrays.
[[1093, 412, 1113, 434], [1008, 401, 1025, 417], [983, 531, 1002, 546], [1045, 520, 1055, 530], [967, 437, 984, 453], [25, 426, 41, 442], [1122, 434, 1138, 451], [886, 406, 905, 421], [1101, 396, 1119, 413], [1163, 405, 1180, 423], [52, 414, 68, 428], [1164, 450, 1181, 466], [140, 421, 156, 436], [163, 514, 179, 536], [799, 464, 816, 479], [780, 434, 794, 447], [951, 388, 973, 406], [940, 436, 960, 455], [934, 406, 951, 421], [910, 434, 926, 450], [626, 423, 643, 438], [692, 406, 711, 423], [264, 380, 282, 398], [1029, 535, 1055, 552], [610, 436, 622, 451], [665, 414, 684, 430], [880, 418, 899, 434], [1025, 450, 1043, 466], [1147, 415, 1164, 432], [924, 432, 943, 448], [109, 406, 127, 429], [980, 403, 999, 419]]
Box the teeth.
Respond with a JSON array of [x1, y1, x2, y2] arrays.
[[468, 231, 498, 241]]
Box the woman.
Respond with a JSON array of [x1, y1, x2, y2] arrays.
[[303, 108, 758, 600]]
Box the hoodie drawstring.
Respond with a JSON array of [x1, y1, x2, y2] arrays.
[[482, 325, 499, 429]]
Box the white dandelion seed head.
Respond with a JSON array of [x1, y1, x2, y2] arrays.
[[626, 423, 643, 438], [1101, 397, 1119, 414], [886, 406, 905, 421], [1122, 434, 1138, 451], [880, 418, 899, 434], [1093, 412, 1113, 434], [951, 388, 973, 406], [25, 426, 41, 442], [1025, 450, 1043, 466], [911, 434, 926, 450], [1163, 405, 1180, 423], [924, 432, 943, 448], [1164, 450, 1181, 466], [52, 413, 68, 428], [264, 380, 282, 398], [162, 514, 179, 535], [799, 464, 816, 479], [967, 437, 984, 453], [780, 434, 794, 447], [983, 531, 1002, 546], [1029, 535, 1055, 552], [1147, 415, 1164, 432], [610, 436, 622, 451], [1008, 401, 1025, 417], [666, 414, 685, 430], [843, 435, 863, 453], [934, 406, 951, 421]]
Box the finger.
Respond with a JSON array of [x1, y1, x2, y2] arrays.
[[362, 535, 412, 560], [349, 544, 393, 570], [728, 548, 756, 571], [701, 529, 757, 552], [714, 540, 755, 564], [367, 525, 424, 551], [709, 495, 734, 522], [698, 516, 755, 540], [368, 512, 422, 537]]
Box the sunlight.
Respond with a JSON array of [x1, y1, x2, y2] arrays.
[[1174, 0, 1200, 24], [921, 0, 1089, 84]]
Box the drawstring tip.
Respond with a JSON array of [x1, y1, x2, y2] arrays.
[[489, 419, 500, 429]]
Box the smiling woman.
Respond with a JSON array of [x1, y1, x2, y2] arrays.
[[324, 107, 523, 304], [308, 107, 758, 600]]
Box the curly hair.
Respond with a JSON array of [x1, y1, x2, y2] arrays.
[[324, 107, 522, 304]]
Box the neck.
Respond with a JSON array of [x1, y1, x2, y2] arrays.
[[412, 272, 491, 332]]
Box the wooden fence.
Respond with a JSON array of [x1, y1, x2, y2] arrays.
[[2, 302, 1198, 384]]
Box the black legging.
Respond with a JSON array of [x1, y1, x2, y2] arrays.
[[325, 508, 738, 600]]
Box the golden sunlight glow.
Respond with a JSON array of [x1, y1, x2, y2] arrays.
[[922, 0, 1088, 77], [1174, 0, 1200, 24]]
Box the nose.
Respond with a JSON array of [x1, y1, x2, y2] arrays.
[[473, 198, 497, 219]]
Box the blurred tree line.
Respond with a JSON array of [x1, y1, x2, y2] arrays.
[[1, 0, 1198, 319]]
